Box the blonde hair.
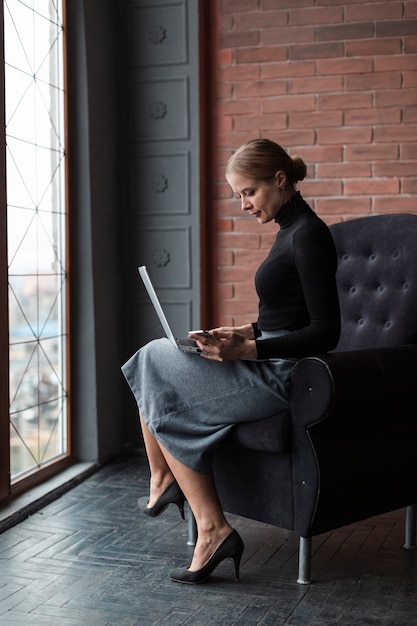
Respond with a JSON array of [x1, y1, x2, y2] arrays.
[[226, 138, 306, 185]]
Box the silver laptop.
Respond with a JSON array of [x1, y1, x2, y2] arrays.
[[138, 266, 203, 353]]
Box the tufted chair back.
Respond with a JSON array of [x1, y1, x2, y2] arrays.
[[329, 213, 417, 352]]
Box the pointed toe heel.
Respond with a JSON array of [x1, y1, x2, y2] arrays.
[[170, 529, 244, 584], [138, 480, 185, 520]]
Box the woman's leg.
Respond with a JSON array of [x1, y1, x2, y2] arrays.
[[157, 441, 233, 572], [140, 413, 233, 571], [139, 411, 175, 507]]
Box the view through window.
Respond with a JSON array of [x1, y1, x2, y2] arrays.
[[5, 0, 68, 480]]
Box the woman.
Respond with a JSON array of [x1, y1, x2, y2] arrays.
[[122, 138, 341, 584]]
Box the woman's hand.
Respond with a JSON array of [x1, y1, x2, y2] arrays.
[[214, 324, 255, 340], [188, 327, 258, 362]]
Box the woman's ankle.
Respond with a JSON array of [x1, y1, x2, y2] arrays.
[[148, 472, 175, 503], [196, 521, 233, 543], [188, 524, 233, 571]]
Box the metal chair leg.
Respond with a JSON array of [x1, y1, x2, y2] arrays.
[[297, 536, 312, 584], [404, 504, 417, 549], [187, 506, 197, 546]]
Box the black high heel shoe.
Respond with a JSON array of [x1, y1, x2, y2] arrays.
[[138, 480, 185, 520], [169, 529, 244, 584]]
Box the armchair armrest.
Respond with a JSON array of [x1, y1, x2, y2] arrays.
[[291, 344, 417, 429], [290, 345, 417, 537]]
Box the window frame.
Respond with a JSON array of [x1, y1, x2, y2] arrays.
[[0, 0, 72, 503], [0, 0, 9, 502]]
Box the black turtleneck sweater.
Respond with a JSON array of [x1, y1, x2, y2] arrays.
[[254, 192, 341, 360]]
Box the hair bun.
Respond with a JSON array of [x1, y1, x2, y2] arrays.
[[291, 155, 307, 182]]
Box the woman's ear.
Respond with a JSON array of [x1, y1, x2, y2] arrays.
[[275, 170, 287, 190]]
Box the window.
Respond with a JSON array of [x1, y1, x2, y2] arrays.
[[2, 0, 69, 494]]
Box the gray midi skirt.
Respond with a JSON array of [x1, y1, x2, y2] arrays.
[[122, 333, 296, 473]]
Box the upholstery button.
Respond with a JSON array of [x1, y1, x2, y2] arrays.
[[342, 254, 349, 261], [349, 286, 357, 294], [385, 321, 392, 329], [393, 251, 399, 258], [403, 282, 409, 290], [377, 285, 384, 292], [369, 253, 376, 261], [358, 318, 365, 325]]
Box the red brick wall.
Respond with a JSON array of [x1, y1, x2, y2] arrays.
[[208, 0, 417, 327]]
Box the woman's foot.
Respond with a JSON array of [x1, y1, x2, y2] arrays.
[[147, 473, 176, 508], [170, 528, 244, 584], [138, 477, 185, 520], [188, 524, 234, 571]]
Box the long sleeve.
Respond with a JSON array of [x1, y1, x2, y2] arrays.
[[254, 194, 341, 360]]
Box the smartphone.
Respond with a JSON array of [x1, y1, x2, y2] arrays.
[[188, 330, 212, 338]]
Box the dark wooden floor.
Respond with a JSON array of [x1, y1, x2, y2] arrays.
[[0, 452, 415, 625]]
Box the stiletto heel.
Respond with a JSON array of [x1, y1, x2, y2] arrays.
[[170, 529, 244, 584], [232, 548, 242, 581], [138, 480, 185, 520]]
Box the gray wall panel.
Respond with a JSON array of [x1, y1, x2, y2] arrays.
[[126, 0, 200, 352]]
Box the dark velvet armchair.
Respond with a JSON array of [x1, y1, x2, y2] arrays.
[[210, 213, 417, 583]]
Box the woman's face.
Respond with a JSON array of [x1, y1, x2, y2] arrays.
[[226, 170, 287, 225]]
